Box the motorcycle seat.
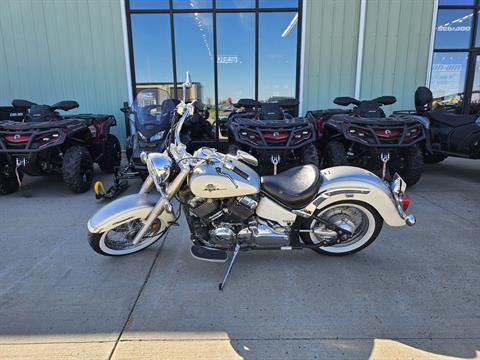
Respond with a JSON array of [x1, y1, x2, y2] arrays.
[[261, 165, 321, 208], [429, 109, 478, 127]]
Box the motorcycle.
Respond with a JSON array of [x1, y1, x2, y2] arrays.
[[309, 96, 426, 186], [95, 86, 212, 200], [87, 75, 416, 290]]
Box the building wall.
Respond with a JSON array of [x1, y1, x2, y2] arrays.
[[360, 0, 435, 111], [0, 0, 129, 140], [302, 0, 361, 113], [302, 0, 435, 114]]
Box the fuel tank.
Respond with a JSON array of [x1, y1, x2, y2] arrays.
[[189, 149, 260, 199]]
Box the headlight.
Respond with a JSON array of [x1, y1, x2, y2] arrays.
[[150, 130, 165, 142], [146, 153, 172, 189]]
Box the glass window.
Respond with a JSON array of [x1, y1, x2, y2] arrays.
[[173, 0, 212, 9], [216, 0, 255, 9], [435, 9, 473, 49], [258, 12, 298, 102], [430, 52, 468, 108], [216, 13, 255, 113], [174, 13, 215, 121], [129, 0, 169, 10], [439, 0, 474, 5], [259, 0, 298, 8], [131, 14, 173, 86]]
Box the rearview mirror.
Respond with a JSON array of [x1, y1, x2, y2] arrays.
[[236, 150, 258, 167], [373, 96, 396, 106], [333, 97, 360, 107], [182, 71, 192, 102]]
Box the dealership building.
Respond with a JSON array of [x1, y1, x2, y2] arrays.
[[0, 0, 477, 140]]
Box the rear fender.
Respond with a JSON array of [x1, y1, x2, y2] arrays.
[[304, 166, 407, 226], [87, 193, 175, 234]]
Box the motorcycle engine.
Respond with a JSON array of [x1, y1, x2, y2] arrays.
[[187, 195, 289, 248]]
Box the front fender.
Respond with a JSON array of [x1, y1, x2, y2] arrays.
[[305, 166, 408, 227], [87, 193, 175, 234]]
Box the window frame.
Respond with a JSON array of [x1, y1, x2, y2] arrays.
[[431, 0, 480, 113], [125, 0, 302, 143]]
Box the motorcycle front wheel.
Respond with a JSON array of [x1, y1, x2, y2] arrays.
[[88, 217, 167, 256], [301, 201, 383, 256]]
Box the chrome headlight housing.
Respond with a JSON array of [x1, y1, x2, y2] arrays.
[[146, 153, 172, 189], [150, 130, 165, 142]]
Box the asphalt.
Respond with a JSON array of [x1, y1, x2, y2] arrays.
[[0, 157, 479, 359]]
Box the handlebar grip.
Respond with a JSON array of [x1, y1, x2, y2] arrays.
[[233, 166, 249, 180]]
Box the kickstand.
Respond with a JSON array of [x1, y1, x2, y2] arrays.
[[218, 243, 240, 291]]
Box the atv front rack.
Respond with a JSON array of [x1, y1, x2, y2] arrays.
[[230, 117, 316, 150], [329, 114, 426, 148]]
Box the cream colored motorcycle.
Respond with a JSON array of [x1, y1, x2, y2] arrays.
[[87, 77, 415, 290]]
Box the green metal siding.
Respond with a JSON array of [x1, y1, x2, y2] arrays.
[[360, 0, 434, 111], [302, 0, 360, 114], [0, 0, 129, 140]]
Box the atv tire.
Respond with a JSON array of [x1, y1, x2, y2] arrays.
[[324, 141, 349, 167], [98, 135, 121, 173], [390, 145, 423, 187], [62, 145, 94, 193], [0, 173, 20, 195], [424, 152, 447, 164], [300, 143, 320, 167]]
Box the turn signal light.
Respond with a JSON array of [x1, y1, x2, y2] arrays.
[[399, 193, 411, 211]]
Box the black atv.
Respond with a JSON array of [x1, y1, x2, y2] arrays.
[[223, 98, 319, 175], [0, 99, 120, 195], [309, 96, 426, 186], [396, 86, 480, 164]]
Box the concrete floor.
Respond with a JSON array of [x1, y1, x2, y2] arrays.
[[0, 157, 479, 359]]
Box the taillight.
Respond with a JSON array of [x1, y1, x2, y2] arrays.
[[399, 193, 411, 211]]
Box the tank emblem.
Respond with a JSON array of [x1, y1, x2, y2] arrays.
[[204, 184, 227, 192]]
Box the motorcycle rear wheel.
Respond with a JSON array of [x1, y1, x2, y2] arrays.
[[88, 217, 166, 256], [301, 201, 383, 256]]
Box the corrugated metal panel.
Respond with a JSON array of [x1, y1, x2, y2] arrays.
[[0, 0, 129, 140], [360, 0, 434, 111], [302, 0, 361, 114]]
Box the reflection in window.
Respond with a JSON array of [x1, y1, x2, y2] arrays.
[[259, 12, 297, 102], [174, 13, 215, 120], [173, 0, 211, 9], [259, 0, 298, 8], [216, 0, 255, 9], [435, 9, 473, 49], [430, 52, 468, 109], [439, 0, 474, 5], [131, 14, 173, 85], [216, 13, 255, 115], [470, 55, 480, 113], [129, 0, 169, 10]]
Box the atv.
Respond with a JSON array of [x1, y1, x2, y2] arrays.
[[396, 86, 480, 164], [0, 99, 121, 195], [309, 96, 426, 186], [224, 98, 319, 175]]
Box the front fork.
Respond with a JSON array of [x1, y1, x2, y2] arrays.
[[132, 168, 189, 244]]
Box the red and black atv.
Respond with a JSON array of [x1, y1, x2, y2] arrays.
[[308, 96, 426, 186], [0, 99, 121, 195], [223, 98, 319, 175]]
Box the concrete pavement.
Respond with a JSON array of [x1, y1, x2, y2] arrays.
[[0, 158, 479, 359]]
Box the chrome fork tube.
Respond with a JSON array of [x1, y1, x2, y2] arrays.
[[139, 176, 154, 194], [132, 168, 189, 245]]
